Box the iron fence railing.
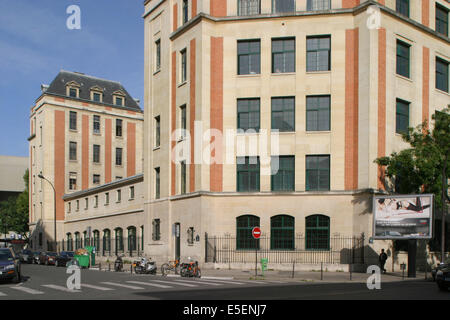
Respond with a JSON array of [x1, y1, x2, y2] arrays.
[[205, 234, 365, 264]]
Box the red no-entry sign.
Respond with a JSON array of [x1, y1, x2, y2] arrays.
[[252, 227, 261, 239]]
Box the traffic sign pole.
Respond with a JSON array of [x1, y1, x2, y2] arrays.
[[252, 227, 261, 278]]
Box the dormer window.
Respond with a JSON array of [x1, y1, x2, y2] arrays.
[[90, 86, 104, 103], [66, 81, 80, 98], [112, 90, 126, 107]]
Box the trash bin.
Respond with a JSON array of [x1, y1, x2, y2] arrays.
[[260, 258, 268, 275], [85, 246, 95, 266], [74, 248, 90, 268]]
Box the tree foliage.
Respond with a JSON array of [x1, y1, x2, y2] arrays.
[[0, 169, 29, 238]]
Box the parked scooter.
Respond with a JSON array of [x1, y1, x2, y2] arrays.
[[114, 255, 123, 272], [180, 257, 201, 278], [133, 257, 157, 275]]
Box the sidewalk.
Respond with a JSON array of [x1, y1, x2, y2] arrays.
[[197, 269, 432, 283]]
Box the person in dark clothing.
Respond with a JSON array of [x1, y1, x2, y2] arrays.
[[379, 249, 388, 274]]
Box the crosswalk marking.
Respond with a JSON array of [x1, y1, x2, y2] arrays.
[[197, 279, 246, 285], [10, 286, 44, 295], [81, 284, 115, 291], [175, 279, 223, 286], [152, 279, 199, 287], [41, 284, 81, 293], [101, 282, 144, 290], [0, 292, 6, 297], [126, 281, 173, 289]]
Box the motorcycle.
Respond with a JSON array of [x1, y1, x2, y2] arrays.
[[180, 258, 201, 278], [133, 257, 157, 275], [114, 255, 123, 272]]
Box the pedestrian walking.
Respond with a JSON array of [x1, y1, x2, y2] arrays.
[[379, 249, 388, 274]]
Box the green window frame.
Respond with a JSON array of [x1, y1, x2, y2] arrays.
[[103, 229, 111, 252], [307, 0, 330, 11], [83, 231, 89, 247], [181, 161, 186, 194], [237, 98, 260, 132], [396, 40, 410, 78], [306, 95, 331, 131], [306, 35, 331, 72], [75, 232, 81, 250], [116, 148, 123, 166], [236, 215, 260, 250], [69, 111, 77, 130], [180, 105, 187, 138], [238, 0, 261, 16], [155, 167, 160, 199], [271, 156, 295, 192], [128, 227, 137, 252], [305, 215, 330, 250], [66, 233, 73, 251], [396, 0, 409, 17], [272, 0, 295, 13], [155, 39, 161, 71], [140, 226, 144, 251], [93, 230, 100, 251], [271, 97, 295, 132], [436, 57, 449, 93], [93, 92, 101, 103], [237, 157, 260, 192], [306, 155, 330, 191], [182, 0, 189, 24], [272, 38, 295, 73], [93, 115, 100, 134], [93, 144, 100, 163], [436, 4, 449, 37], [238, 39, 261, 75], [155, 116, 161, 147], [152, 219, 161, 241], [116, 119, 123, 137], [181, 48, 187, 83], [396, 99, 410, 134], [270, 215, 295, 250], [115, 228, 124, 252]]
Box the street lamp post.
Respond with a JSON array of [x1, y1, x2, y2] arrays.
[[38, 174, 57, 252]]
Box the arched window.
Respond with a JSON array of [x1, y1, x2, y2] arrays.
[[236, 215, 260, 250], [271, 215, 295, 250], [140, 225, 144, 252], [128, 226, 137, 252], [103, 229, 111, 253], [83, 230, 89, 247], [66, 233, 73, 251], [305, 215, 330, 250], [115, 228, 124, 253], [93, 230, 100, 251], [74, 232, 81, 250]]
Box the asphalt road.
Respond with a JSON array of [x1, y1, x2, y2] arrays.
[[0, 264, 448, 300]]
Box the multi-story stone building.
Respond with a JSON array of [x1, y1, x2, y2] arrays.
[[28, 70, 144, 251], [142, 0, 449, 267]]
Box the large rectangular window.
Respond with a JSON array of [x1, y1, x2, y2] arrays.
[[306, 95, 331, 131], [238, 40, 261, 75], [396, 99, 410, 134], [307, 36, 331, 72], [116, 119, 123, 137], [181, 48, 187, 83], [237, 98, 260, 132], [396, 0, 409, 17], [93, 115, 101, 134], [396, 40, 410, 78], [436, 4, 449, 37], [306, 155, 330, 191], [155, 167, 160, 199], [307, 0, 330, 11], [155, 39, 161, 71], [69, 141, 77, 161], [272, 0, 295, 13], [69, 111, 77, 130], [272, 38, 295, 73], [69, 172, 77, 190], [93, 174, 100, 185], [116, 148, 123, 166], [436, 57, 449, 93], [238, 0, 260, 16], [237, 157, 260, 192], [271, 156, 295, 192], [93, 145, 100, 163], [271, 97, 295, 132], [155, 116, 161, 147], [152, 219, 161, 241]]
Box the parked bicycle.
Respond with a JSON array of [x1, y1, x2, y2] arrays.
[[161, 259, 180, 276], [180, 258, 201, 278]]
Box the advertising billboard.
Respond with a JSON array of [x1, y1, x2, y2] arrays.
[[373, 194, 434, 239]]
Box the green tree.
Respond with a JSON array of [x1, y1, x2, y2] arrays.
[[375, 107, 449, 254], [0, 169, 29, 239]]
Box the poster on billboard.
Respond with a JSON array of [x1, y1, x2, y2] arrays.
[[373, 194, 434, 239]]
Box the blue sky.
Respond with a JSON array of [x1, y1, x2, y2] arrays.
[[0, 0, 144, 157]]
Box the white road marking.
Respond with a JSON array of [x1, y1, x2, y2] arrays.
[[101, 282, 144, 290], [197, 279, 246, 285], [10, 286, 44, 295], [41, 284, 81, 293], [152, 279, 198, 287], [0, 292, 6, 297], [126, 281, 173, 289], [81, 284, 115, 291], [175, 279, 223, 286]]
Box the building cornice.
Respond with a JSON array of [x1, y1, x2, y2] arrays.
[[64, 208, 144, 224]]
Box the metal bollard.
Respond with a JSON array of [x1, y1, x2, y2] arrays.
[[109, 263, 111, 272], [350, 264, 352, 281], [321, 262, 323, 280], [292, 260, 295, 279]]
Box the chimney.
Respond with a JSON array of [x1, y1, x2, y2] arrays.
[[41, 84, 49, 93]]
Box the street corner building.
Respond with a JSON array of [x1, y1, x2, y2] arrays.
[[142, 0, 449, 270], [28, 70, 144, 252]]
